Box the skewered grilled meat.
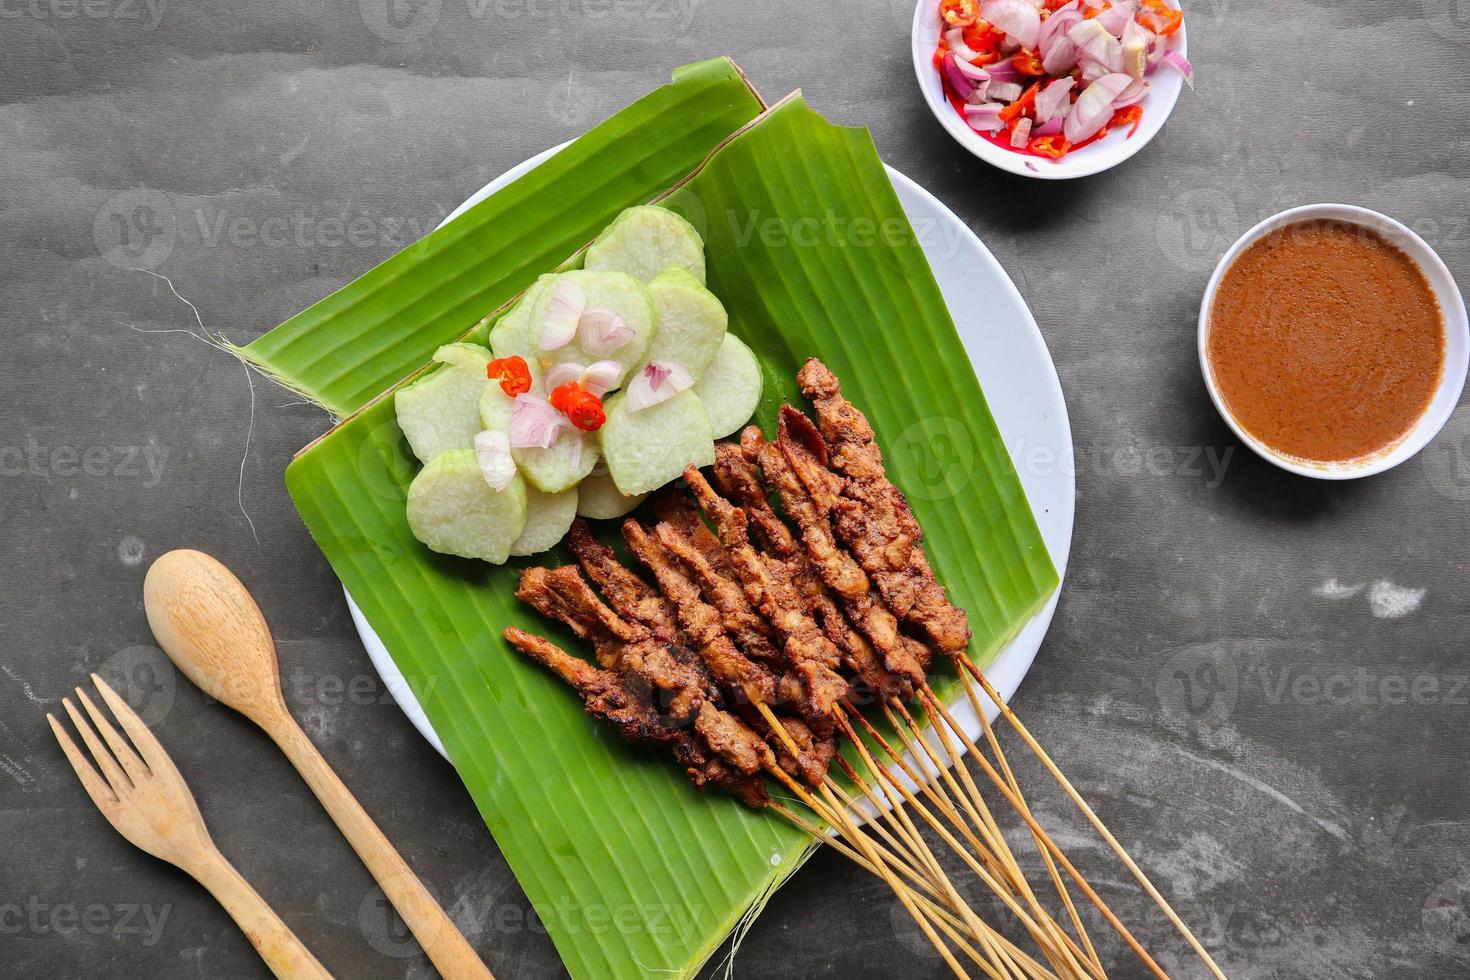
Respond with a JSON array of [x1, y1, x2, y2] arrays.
[[516, 565, 715, 725], [509, 359, 973, 805], [794, 359, 971, 653], [503, 627, 768, 807]]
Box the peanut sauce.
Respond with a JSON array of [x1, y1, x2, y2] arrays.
[[1206, 220, 1444, 464]]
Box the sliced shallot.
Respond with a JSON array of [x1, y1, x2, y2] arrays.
[[625, 360, 694, 413], [981, 0, 1040, 47], [510, 394, 572, 449], [540, 279, 584, 351], [1064, 72, 1133, 143], [578, 309, 633, 354], [1034, 76, 1075, 123], [474, 430, 517, 491]]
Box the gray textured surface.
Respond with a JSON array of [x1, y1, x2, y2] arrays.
[[3, 1, 1469, 977]]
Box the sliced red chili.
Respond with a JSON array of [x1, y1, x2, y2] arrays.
[[564, 390, 606, 432], [1027, 134, 1072, 159], [487, 356, 532, 397], [1112, 104, 1144, 138], [1011, 49, 1045, 76]]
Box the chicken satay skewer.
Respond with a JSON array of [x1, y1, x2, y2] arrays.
[[750, 425, 1092, 967], [681, 467, 1085, 975], [512, 557, 986, 973]]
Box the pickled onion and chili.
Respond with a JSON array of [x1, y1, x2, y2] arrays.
[[935, 0, 1191, 161]]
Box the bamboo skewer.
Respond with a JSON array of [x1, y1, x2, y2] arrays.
[[840, 708, 1100, 980], [961, 665, 1228, 980], [755, 704, 971, 980], [926, 676, 1103, 976]]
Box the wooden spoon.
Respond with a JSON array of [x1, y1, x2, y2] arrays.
[[144, 549, 494, 980]]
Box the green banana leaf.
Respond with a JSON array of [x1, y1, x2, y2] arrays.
[[285, 94, 1057, 979], [239, 58, 764, 417]]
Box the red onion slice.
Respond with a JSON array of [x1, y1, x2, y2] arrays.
[[1010, 117, 1033, 148], [1034, 76, 1076, 123], [981, 0, 1041, 48], [1065, 72, 1132, 143], [474, 430, 517, 491], [963, 102, 1006, 133], [940, 52, 979, 100], [510, 394, 572, 449], [625, 361, 694, 413], [578, 309, 633, 355], [1162, 48, 1193, 87], [540, 279, 583, 351]]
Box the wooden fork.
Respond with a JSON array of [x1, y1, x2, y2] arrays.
[[48, 674, 332, 980]]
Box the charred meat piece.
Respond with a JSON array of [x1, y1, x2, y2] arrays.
[[566, 519, 677, 640], [516, 565, 714, 724], [651, 520, 782, 665], [681, 467, 849, 720], [753, 425, 927, 689], [505, 627, 767, 807], [622, 520, 778, 707], [793, 360, 971, 653]]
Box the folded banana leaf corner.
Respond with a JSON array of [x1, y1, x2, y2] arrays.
[[273, 60, 1057, 980]]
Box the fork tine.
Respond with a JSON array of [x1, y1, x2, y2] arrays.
[[62, 697, 132, 796], [91, 675, 177, 778], [47, 713, 119, 809], [76, 687, 149, 785]]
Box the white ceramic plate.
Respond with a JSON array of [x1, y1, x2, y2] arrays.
[[347, 145, 1076, 790], [911, 0, 1187, 180]]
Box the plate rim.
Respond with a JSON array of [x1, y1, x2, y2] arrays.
[[348, 145, 1076, 783]]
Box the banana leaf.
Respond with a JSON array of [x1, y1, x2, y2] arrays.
[[239, 58, 764, 417], [285, 94, 1057, 979]]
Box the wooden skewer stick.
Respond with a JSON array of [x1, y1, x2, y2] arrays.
[[907, 687, 1096, 980], [770, 803, 1054, 980], [835, 723, 1039, 980], [883, 696, 1094, 980], [755, 705, 971, 980], [852, 703, 1103, 980], [960, 664, 1228, 980], [830, 713, 1089, 976], [892, 693, 1167, 980], [827, 754, 1020, 980], [927, 675, 1104, 976]]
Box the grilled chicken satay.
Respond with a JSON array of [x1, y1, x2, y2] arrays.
[[516, 566, 713, 724], [516, 566, 775, 781], [793, 359, 971, 654], [620, 518, 834, 785], [503, 627, 768, 807], [566, 519, 677, 640], [753, 422, 930, 688], [680, 466, 850, 721], [713, 438, 911, 702]]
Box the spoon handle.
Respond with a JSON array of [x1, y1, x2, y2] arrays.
[[267, 714, 494, 980]]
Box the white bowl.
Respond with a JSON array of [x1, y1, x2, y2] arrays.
[[911, 0, 1187, 179], [1197, 203, 1470, 480]]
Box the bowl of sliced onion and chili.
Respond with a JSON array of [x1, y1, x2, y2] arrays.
[[912, 0, 1191, 178]]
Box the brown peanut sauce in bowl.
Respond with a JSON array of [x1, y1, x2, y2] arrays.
[[1205, 220, 1445, 465]]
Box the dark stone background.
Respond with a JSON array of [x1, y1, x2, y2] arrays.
[[3, 0, 1467, 977]]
